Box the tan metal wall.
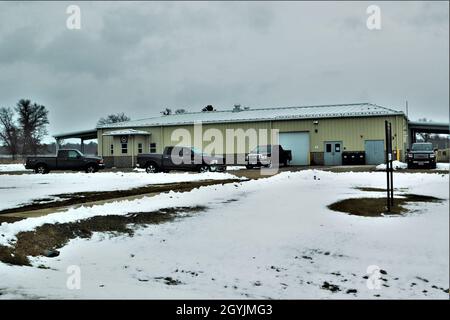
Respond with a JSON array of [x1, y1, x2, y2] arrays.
[[99, 129, 162, 156], [97, 115, 408, 163], [273, 115, 407, 154]]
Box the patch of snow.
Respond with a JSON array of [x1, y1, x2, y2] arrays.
[[0, 170, 448, 299], [376, 161, 449, 171], [435, 162, 449, 171], [376, 161, 408, 170], [226, 166, 247, 171], [0, 164, 30, 172], [0, 171, 240, 211]]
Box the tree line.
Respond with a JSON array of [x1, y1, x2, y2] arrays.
[[0, 99, 49, 159], [0, 101, 235, 159]]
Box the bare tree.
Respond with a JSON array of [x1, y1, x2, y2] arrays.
[[161, 108, 172, 116], [15, 99, 49, 156], [97, 112, 131, 126], [202, 105, 215, 112], [0, 107, 20, 159]]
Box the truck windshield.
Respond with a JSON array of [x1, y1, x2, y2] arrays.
[[411, 144, 433, 151]]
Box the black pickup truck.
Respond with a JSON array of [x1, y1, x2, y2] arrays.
[[25, 149, 105, 174], [406, 142, 437, 169], [136, 146, 225, 173], [245, 145, 292, 169]]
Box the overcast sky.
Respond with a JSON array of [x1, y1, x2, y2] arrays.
[[0, 1, 448, 140]]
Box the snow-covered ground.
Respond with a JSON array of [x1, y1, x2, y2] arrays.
[[376, 161, 449, 171], [0, 170, 448, 299], [375, 161, 408, 170], [226, 166, 247, 171], [0, 171, 240, 211], [436, 162, 450, 170], [0, 164, 30, 172]]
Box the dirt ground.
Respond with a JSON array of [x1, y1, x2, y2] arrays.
[[328, 187, 443, 217], [2, 164, 448, 176], [0, 178, 244, 222], [0, 206, 206, 266]]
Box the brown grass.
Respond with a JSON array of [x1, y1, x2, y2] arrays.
[[0, 179, 242, 215], [328, 194, 442, 217], [0, 206, 205, 266]]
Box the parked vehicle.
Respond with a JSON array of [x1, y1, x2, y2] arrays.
[[136, 146, 225, 173], [406, 142, 437, 169], [245, 145, 292, 169], [25, 149, 105, 174]]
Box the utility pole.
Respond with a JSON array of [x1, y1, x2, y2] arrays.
[[406, 100, 409, 118]]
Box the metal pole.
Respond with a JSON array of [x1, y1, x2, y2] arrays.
[[385, 121, 390, 212], [389, 123, 394, 206], [132, 135, 135, 168]]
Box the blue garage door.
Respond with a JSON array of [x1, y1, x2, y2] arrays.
[[279, 132, 309, 165], [365, 140, 385, 165]]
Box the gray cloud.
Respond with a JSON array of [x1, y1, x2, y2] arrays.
[[0, 1, 447, 140]]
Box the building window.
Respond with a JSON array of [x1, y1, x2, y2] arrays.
[[110, 144, 114, 155], [326, 143, 331, 153], [138, 143, 143, 154], [121, 143, 128, 154], [150, 143, 157, 153]]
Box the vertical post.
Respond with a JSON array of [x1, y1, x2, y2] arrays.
[[81, 138, 85, 154], [385, 121, 391, 212], [131, 135, 135, 168], [388, 123, 394, 206]]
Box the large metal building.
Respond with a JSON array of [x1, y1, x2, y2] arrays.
[[85, 102, 409, 168]]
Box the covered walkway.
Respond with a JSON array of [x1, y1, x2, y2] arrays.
[[408, 121, 449, 145], [53, 129, 98, 153]]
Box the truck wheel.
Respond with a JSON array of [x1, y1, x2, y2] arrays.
[[145, 163, 159, 173], [35, 164, 48, 174], [246, 165, 254, 170], [85, 164, 97, 173], [198, 165, 210, 173]]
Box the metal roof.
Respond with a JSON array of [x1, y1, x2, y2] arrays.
[[97, 103, 405, 129], [102, 129, 151, 136], [408, 120, 449, 134], [53, 129, 97, 140]]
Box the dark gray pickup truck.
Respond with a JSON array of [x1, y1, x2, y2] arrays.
[[406, 142, 437, 169], [136, 146, 225, 173], [25, 149, 105, 174]]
